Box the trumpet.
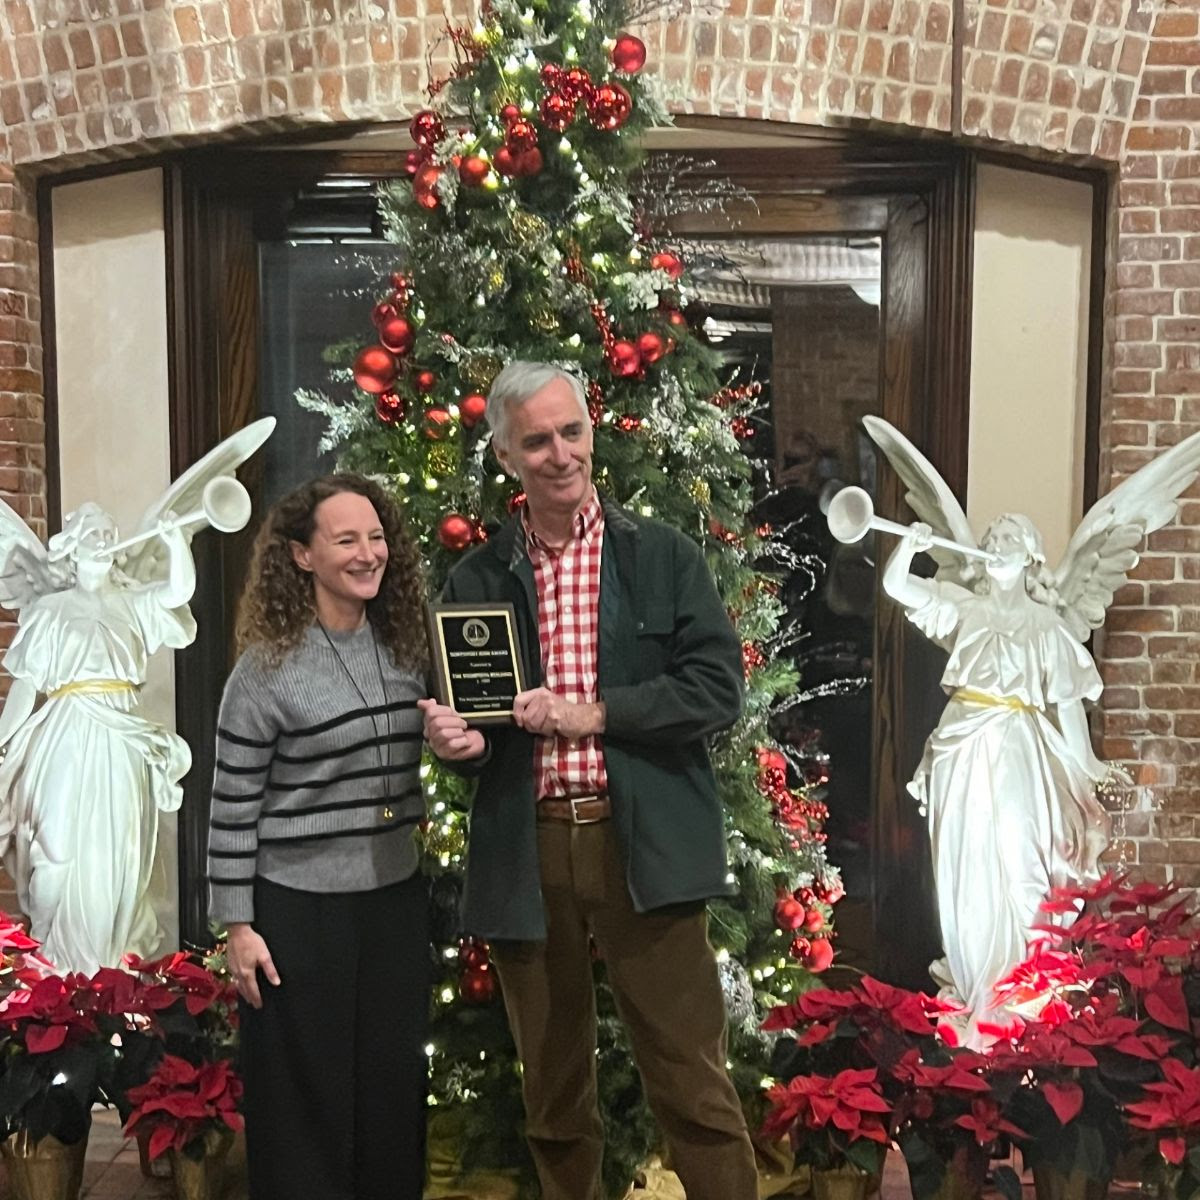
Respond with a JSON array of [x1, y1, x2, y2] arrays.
[[99, 476, 253, 559], [825, 486, 996, 563]]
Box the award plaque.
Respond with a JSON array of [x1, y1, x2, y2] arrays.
[[425, 601, 527, 725]]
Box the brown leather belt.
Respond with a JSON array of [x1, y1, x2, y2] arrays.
[[537, 794, 611, 824]]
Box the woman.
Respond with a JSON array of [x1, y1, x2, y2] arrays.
[[0, 502, 193, 973], [207, 474, 430, 1199], [883, 513, 1111, 1046]]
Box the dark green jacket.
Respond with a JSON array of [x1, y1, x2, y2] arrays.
[[443, 496, 744, 941]]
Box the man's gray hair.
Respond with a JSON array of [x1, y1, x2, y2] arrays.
[[486, 361, 589, 449]]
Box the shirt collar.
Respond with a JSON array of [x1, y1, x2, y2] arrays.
[[522, 488, 603, 554]]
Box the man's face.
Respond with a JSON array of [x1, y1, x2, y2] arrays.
[[495, 377, 594, 520]]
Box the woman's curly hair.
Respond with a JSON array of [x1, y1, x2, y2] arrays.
[[235, 473, 428, 671]]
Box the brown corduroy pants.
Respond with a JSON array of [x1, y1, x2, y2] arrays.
[[490, 819, 758, 1200]]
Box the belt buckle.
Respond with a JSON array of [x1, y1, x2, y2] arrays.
[[569, 795, 600, 825]]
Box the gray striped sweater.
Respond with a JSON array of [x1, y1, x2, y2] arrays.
[[206, 623, 427, 925]]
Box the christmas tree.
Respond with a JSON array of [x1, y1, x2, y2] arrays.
[[299, 0, 844, 1191]]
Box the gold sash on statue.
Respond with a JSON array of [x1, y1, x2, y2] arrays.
[[953, 688, 1033, 713], [47, 679, 138, 700]]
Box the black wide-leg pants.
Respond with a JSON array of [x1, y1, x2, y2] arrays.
[[239, 874, 431, 1200]]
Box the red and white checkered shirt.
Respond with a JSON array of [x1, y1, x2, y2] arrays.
[[523, 490, 608, 801]]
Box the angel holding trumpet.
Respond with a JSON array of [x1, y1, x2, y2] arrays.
[[828, 416, 1200, 1046], [0, 419, 273, 974]]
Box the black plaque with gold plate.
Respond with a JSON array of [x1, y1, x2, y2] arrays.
[[425, 601, 527, 725]]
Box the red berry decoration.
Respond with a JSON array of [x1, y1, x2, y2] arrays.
[[459, 155, 490, 187], [424, 407, 452, 439], [516, 148, 544, 176], [374, 390, 405, 424], [611, 33, 647, 74], [560, 66, 592, 101], [586, 82, 632, 130], [379, 315, 416, 356], [506, 119, 538, 153], [636, 331, 666, 364], [774, 895, 805, 932], [438, 513, 475, 551], [666, 308, 688, 329], [459, 393, 488, 428], [616, 413, 643, 432], [493, 146, 518, 177], [789, 935, 811, 959], [409, 109, 445, 147], [756, 746, 787, 774], [540, 92, 575, 131], [371, 301, 396, 328], [607, 339, 642, 377], [413, 162, 443, 210], [390, 271, 410, 291], [507, 490, 527, 513], [459, 963, 497, 1004], [500, 103, 522, 123], [352, 346, 397, 394], [650, 251, 684, 280]]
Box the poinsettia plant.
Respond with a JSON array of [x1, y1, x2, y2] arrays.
[[123, 1053, 243, 1161]]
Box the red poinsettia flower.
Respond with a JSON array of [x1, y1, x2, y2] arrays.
[[764, 1067, 891, 1145], [954, 1097, 1026, 1146], [124, 1054, 244, 1160], [1126, 1058, 1200, 1164]]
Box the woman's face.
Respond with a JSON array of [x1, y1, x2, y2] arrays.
[[290, 491, 389, 625]]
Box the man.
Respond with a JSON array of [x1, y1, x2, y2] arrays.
[[418, 361, 757, 1200]]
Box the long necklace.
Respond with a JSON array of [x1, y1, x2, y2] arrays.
[[317, 619, 393, 814]]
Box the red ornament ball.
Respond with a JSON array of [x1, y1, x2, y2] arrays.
[[507, 490, 527, 513], [505, 119, 538, 153], [371, 301, 397, 328], [379, 315, 416, 356], [586, 82, 633, 130], [459, 938, 490, 969], [804, 937, 835, 973], [789, 935, 811, 959], [438, 513, 475, 552], [516, 148, 544, 176], [650, 251, 684, 280], [459, 393, 488, 429], [424, 407, 452, 439], [352, 345, 397, 395], [774, 895, 805, 932], [493, 146, 518, 177], [409, 109, 445, 147], [541, 63, 564, 88], [413, 162, 443, 210], [374, 390, 405, 424], [803, 906, 825, 934], [500, 103, 522, 123], [414, 369, 436, 394], [458, 155, 490, 187], [636, 331, 666, 364], [459, 963, 497, 1003], [611, 33, 647, 74], [607, 339, 642, 377], [404, 149, 425, 177], [666, 308, 688, 329], [756, 746, 787, 774], [539, 91, 576, 132], [390, 271, 410, 291], [560, 66, 592, 101]]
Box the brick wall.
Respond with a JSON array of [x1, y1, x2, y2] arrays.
[[0, 0, 1198, 882]]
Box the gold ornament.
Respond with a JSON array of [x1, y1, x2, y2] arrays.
[[530, 304, 560, 333], [485, 266, 507, 296], [689, 478, 712, 509], [421, 820, 466, 859], [512, 210, 550, 248], [427, 442, 459, 476], [461, 353, 503, 391]]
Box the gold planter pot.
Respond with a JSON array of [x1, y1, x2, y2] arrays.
[[169, 1127, 235, 1200], [0, 1129, 88, 1200], [1031, 1164, 1111, 1200], [930, 1142, 989, 1200], [811, 1163, 876, 1200]]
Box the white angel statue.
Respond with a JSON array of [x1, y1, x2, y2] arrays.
[[858, 415, 1200, 1046], [0, 418, 274, 974]]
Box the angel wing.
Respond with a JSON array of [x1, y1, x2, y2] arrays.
[[119, 417, 276, 584], [1053, 429, 1200, 641], [861, 416, 981, 586], [0, 496, 70, 614]]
